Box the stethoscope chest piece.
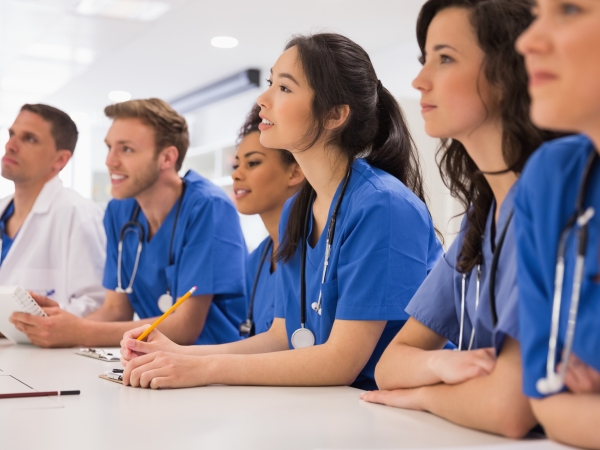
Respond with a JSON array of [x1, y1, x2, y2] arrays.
[[291, 327, 315, 349], [157, 292, 174, 313]]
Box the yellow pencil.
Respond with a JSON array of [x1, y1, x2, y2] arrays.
[[137, 286, 197, 341]]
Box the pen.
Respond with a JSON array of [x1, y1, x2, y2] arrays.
[[45, 289, 55, 297], [136, 286, 197, 341], [0, 390, 80, 399]]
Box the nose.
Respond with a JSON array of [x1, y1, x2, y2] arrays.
[[515, 16, 547, 58], [105, 146, 119, 169], [231, 161, 244, 182], [412, 64, 431, 93], [256, 86, 271, 111], [5, 134, 17, 154]]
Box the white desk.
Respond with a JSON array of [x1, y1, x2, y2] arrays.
[[0, 340, 565, 450]]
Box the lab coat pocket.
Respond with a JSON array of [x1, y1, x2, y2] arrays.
[[17, 268, 60, 297], [319, 278, 339, 341]]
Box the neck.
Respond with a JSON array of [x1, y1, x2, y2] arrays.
[[292, 142, 348, 208], [584, 128, 600, 157], [458, 123, 518, 221], [12, 175, 54, 220], [260, 207, 282, 255], [135, 172, 183, 238]]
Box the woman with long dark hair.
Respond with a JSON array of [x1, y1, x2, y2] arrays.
[[233, 104, 304, 336], [362, 0, 555, 437], [117, 33, 442, 390], [514, 1, 600, 448]]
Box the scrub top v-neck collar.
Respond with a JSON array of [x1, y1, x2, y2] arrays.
[[305, 171, 351, 271]]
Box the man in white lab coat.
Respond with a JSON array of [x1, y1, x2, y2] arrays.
[[0, 104, 105, 317]]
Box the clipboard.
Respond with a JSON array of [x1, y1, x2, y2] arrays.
[[99, 370, 124, 384], [77, 348, 121, 362]]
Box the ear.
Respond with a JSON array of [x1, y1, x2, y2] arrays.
[[158, 145, 180, 171], [287, 162, 305, 188], [324, 104, 351, 131], [54, 150, 72, 172]]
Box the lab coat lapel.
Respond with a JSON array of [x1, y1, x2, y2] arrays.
[[0, 176, 63, 269]]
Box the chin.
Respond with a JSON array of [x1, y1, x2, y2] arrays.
[[530, 101, 578, 133]]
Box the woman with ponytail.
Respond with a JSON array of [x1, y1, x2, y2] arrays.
[[362, 0, 558, 438], [117, 33, 442, 390]]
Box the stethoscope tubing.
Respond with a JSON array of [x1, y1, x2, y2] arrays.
[[240, 238, 273, 337]]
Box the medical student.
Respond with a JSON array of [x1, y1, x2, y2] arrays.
[[10, 98, 247, 348], [361, 0, 558, 438], [118, 33, 442, 390], [514, 1, 600, 448], [234, 104, 304, 337], [0, 104, 105, 317]]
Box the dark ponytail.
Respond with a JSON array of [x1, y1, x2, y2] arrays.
[[417, 0, 558, 273], [276, 33, 433, 262]]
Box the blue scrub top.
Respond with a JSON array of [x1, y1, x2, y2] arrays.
[[103, 170, 247, 345], [406, 185, 519, 354], [515, 135, 600, 398], [0, 201, 15, 264], [274, 158, 443, 390], [245, 237, 276, 335]]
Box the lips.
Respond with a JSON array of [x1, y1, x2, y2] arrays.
[[258, 114, 274, 131], [110, 173, 127, 185], [233, 188, 251, 200], [420, 103, 437, 114], [2, 156, 18, 165], [528, 71, 558, 88]]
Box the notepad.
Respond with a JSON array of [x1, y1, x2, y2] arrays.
[[0, 286, 47, 344], [76, 348, 121, 362]]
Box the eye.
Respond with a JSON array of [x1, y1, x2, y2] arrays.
[[248, 160, 261, 167], [418, 55, 426, 66], [440, 54, 453, 64], [266, 79, 273, 87], [232, 163, 239, 170], [560, 2, 582, 15], [280, 85, 291, 93], [123, 146, 133, 153]]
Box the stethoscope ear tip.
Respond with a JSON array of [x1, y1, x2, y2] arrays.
[[536, 375, 564, 395]]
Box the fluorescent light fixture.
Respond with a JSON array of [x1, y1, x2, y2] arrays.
[[76, 0, 171, 22], [211, 36, 239, 49], [108, 91, 132, 103], [170, 69, 260, 114], [25, 43, 95, 65]]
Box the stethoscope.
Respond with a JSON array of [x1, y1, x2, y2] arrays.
[[239, 238, 273, 337], [291, 166, 352, 349], [536, 151, 597, 395], [457, 208, 514, 352], [116, 180, 187, 313]]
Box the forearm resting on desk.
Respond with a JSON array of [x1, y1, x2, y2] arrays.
[[531, 393, 600, 449]]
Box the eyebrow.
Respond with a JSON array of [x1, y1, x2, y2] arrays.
[[235, 151, 266, 160], [432, 44, 460, 53], [105, 139, 135, 146], [270, 68, 301, 86]]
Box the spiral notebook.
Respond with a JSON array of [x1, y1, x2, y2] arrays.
[[0, 286, 47, 344]]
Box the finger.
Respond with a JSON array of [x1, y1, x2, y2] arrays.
[[29, 293, 58, 307], [140, 367, 171, 389], [123, 352, 158, 386], [42, 307, 63, 316], [125, 337, 155, 355], [360, 390, 412, 409], [123, 325, 151, 342], [482, 347, 496, 359]]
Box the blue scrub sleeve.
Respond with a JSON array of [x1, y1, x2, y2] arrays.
[[405, 238, 462, 344], [335, 191, 435, 320], [274, 199, 294, 319], [102, 201, 120, 291], [175, 198, 246, 299], [515, 154, 555, 398]]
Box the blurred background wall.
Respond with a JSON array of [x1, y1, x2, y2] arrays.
[[0, 0, 463, 250]]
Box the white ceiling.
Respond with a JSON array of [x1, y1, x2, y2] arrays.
[[0, 0, 426, 127]]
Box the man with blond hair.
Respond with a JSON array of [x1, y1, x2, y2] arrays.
[[11, 99, 247, 348]]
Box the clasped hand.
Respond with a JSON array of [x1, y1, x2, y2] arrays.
[[361, 348, 496, 410]]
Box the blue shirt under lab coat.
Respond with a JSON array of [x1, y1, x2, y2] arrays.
[[274, 158, 443, 390], [515, 134, 600, 398], [103, 170, 247, 345], [245, 236, 276, 335], [406, 184, 519, 354]]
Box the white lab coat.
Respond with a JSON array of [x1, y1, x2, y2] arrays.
[[0, 176, 106, 317]]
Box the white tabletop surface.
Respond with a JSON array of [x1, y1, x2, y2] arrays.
[[0, 340, 568, 450]]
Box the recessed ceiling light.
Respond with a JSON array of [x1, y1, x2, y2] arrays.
[[211, 36, 239, 49], [108, 91, 132, 103], [76, 0, 171, 22]]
